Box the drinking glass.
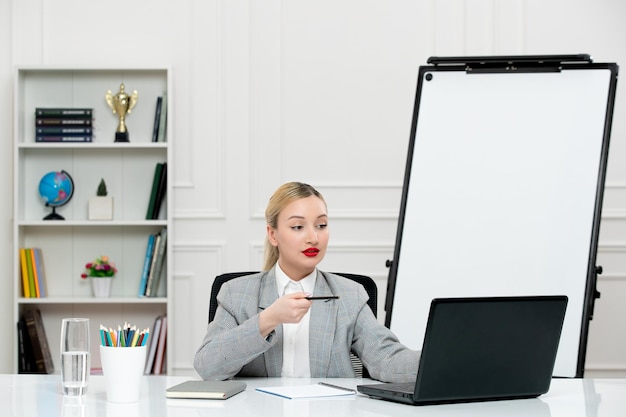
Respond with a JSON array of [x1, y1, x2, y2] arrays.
[[60, 318, 90, 396]]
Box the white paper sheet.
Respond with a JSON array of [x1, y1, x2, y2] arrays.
[[256, 383, 356, 399]]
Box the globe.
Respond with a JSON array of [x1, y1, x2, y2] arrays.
[[38, 170, 74, 220]]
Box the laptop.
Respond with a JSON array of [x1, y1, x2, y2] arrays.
[[357, 295, 568, 405]]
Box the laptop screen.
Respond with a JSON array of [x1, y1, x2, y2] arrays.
[[414, 295, 568, 403]]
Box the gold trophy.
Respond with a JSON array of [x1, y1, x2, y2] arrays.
[[105, 83, 138, 142]]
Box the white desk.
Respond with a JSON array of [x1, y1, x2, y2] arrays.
[[1, 374, 625, 417]]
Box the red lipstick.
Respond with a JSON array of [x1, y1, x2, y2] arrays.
[[302, 248, 320, 257]]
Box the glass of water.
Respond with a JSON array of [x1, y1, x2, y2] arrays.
[[60, 318, 90, 396]]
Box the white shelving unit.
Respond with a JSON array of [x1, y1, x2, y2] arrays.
[[12, 67, 172, 374]]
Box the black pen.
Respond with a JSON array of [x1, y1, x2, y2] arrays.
[[305, 296, 340, 300]]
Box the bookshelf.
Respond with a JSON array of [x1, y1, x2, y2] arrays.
[[12, 67, 172, 374]]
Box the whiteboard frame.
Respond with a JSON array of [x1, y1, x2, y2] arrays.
[[384, 55, 619, 378]]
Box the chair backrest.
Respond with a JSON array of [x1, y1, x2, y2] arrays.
[[208, 271, 377, 323]]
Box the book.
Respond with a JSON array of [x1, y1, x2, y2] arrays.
[[144, 233, 161, 297], [33, 248, 48, 298], [19, 248, 30, 298], [35, 107, 93, 118], [144, 315, 162, 374], [17, 319, 28, 373], [23, 309, 55, 374], [146, 227, 167, 297], [157, 91, 168, 142], [166, 380, 247, 400], [17, 318, 37, 374], [36, 127, 93, 136], [35, 136, 93, 143], [138, 233, 157, 297], [151, 163, 167, 219], [35, 118, 93, 126], [152, 162, 167, 220], [152, 96, 163, 142], [29, 249, 41, 298], [24, 249, 36, 298], [153, 315, 167, 374], [146, 163, 164, 219]]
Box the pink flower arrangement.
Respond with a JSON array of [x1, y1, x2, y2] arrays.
[[81, 255, 117, 278]]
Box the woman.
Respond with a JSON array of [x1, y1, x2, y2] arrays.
[[194, 182, 419, 382]]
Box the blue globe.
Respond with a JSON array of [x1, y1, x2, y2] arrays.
[[38, 170, 74, 220]]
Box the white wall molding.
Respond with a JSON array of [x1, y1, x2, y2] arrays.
[[171, 242, 225, 375], [596, 273, 626, 282], [248, 0, 282, 220], [601, 211, 626, 219], [174, 210, 226, 220], [598, 243, 626, 251], [585, 363, 626, 371], [251, 182, 402, 220]]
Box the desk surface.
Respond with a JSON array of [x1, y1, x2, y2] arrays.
[[1, 374, 625, 417]]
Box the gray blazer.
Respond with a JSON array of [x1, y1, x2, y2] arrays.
[[193, 269, 419, 382]]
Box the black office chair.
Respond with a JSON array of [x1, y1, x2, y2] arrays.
[[208, 271, 378, 377]]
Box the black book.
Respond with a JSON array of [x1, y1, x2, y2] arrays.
[[152, 96, 163, 142], [146, 163, 164, 220], [35, 107, 93, 119], [23, 309, 55, 374], [152, 163, 167, 219], [157, 92, 168, 142], [35, 136, 93, 143], [36, 127, 93, 136], [17, 318, 37, 373], [36, 118, 93, 126]]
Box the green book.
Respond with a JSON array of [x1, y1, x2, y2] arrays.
[[146, 163, 164, 219]]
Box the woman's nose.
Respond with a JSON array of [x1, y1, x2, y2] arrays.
[[305, 227, 318, 244]]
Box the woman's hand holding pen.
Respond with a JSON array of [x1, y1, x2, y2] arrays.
[[258, 292, 312, 337], [266, 292, 312, 323]]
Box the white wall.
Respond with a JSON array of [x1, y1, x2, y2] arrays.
[[2, 0, 625, 377]]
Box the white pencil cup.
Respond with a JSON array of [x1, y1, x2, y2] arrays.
[[100, 345, 147, 403]]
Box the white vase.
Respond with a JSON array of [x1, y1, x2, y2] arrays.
[[88, 196, 114, 220], [91, 277, 113, 298]]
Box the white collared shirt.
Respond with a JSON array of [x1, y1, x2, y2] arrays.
[[275, 264, 316, 377]]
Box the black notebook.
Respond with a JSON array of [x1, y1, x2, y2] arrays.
[[166, 380, 246, 400], [357, 295, 568, 406]]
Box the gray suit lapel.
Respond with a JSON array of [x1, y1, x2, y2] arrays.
[[309, 271, 338, 377]]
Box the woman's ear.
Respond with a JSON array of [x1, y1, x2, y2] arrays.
[[267, 225, 278, 246]]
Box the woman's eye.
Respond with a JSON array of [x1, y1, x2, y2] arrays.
[[317, 223, 327, 229], [291, 225, 303, 230]]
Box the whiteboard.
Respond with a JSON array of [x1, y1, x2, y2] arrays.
[[385, 57, 618, 378]]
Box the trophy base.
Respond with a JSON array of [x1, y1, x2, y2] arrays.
[[115, 131, 129, 142]]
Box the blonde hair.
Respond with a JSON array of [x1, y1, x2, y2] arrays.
[[263, 182, 326, 271]]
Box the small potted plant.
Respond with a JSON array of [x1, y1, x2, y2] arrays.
[[88, 178, 114, 220], [81, 255, 118, 297]]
